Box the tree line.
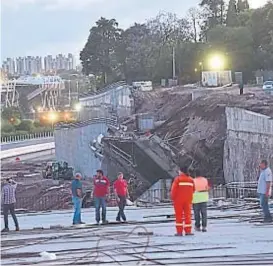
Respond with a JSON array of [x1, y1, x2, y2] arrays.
[[80, 0, 273, 86]]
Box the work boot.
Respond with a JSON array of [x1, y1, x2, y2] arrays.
[[195, 227, 201, 232], [175, 233, 183, 236], [1, 228, 9, 233], [185, 232, 194, 236], [15, 227, 20, 232], [202, 227, 207, 232], [102, 220, 108, 225], [116, 218, 121, 222]]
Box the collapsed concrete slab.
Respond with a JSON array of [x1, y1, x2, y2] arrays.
[[104, 88, 273, 188]]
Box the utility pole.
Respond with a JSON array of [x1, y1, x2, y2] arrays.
[[68, 80, 71, 106], [76, 80, 79, 101], [172, 46, 176, 79]]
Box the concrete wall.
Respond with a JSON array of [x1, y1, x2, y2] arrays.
[[79, 84, 133, 120], [54, 121, 109, 178], [223, 107, 273, 183]]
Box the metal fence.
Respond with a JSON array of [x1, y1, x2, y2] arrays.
[[1, 131, 54, 143], [11, 182, 270, 213], [15, 194, 71, 211]]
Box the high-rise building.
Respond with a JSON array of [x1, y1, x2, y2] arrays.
[[35, 56, 42, 73], [2, 54, 76, 75], [2, 61, 9, 74], [44, 55, 53, 72], [25, 56, 33, 75], [16, 57, 25, 75], [56, 54, 66, 70], [68, 53, 75, 70], [2, 58, 16, 75]]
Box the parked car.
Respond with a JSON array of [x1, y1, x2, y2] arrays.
[[262, 80, 273, 91]]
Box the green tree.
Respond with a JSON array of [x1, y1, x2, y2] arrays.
[[199, 0, 225, 41], [146, 12, 192, 80], [187, 7, 202, 43], [237, 0, 250, 13], [117, 23, 153, 82], [207, 25, 254, 79], [200, 0, 225, 25], [16, 120, 34, 132], [250, 2, 273, 70], [80, 17, 122, 85], [226, 0, 238, 27], [1, 107, 21, 121], [1, 121, 15, 133]]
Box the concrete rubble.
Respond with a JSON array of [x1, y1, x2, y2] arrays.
[[114, 85, 273, 185]]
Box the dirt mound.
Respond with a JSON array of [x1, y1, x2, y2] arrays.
[[134, 88, 192, 120], [152, 89, 273, 181]]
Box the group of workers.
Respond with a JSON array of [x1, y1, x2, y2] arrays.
[[171, 166, 209, 236], [1, 160, 271, 234], [171, 159, 272, 236], [70, 166, 210, 235], [71, 170, 129, 225]]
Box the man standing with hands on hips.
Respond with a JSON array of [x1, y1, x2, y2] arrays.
[[257, 160, 272, 223], [114, 172, 129, 222]]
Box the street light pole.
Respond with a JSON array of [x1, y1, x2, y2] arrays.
[[199, 62, 203, 86], [68, 80, 71, 106], [172, 46, 176, 79]]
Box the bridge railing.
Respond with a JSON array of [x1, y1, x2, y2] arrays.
[[1, 131, 54, 144]]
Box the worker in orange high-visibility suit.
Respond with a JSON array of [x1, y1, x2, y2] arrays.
[[171, 165, 195, 236]]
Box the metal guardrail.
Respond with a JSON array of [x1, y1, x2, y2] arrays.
[[0, 142, 55, 160], [1, 131, 54, 143]]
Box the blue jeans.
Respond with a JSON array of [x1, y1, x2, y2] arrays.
[[94, 197, 106, 223], [259, 194, 272, 221], [72, 196, 82, 224]]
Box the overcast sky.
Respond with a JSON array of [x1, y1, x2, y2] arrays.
[[1, 0, 267, 62]]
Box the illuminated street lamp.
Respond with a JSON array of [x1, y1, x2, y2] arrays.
[[74, 103, 81, 112], [208, 55, 225, 70], [48, 112, 57, 129]]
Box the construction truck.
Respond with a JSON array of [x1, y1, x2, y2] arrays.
[[43, 161, 74, 180]]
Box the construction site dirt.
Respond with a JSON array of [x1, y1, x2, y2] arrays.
[[112, 85, 273, 185], [1, 84, 273, 212]]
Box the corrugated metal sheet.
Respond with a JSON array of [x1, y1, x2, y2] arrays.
[[136, 114, 155, 132]]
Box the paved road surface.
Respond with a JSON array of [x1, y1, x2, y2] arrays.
[[1, 138, 54, 151], [1, 207, 273, 265]]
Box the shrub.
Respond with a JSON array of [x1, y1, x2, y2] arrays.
[[1, 122, 15, 133], [33, 120, 42, 128], [15, 120, 34, 132]]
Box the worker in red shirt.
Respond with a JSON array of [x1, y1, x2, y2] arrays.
[[114, 172, 129, 222], [93, 170, 110, 224], [171, 165, 195, 236]]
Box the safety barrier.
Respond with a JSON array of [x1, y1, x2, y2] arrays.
[[1, 132, 54, 143], [0, 142, 55, 160]]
